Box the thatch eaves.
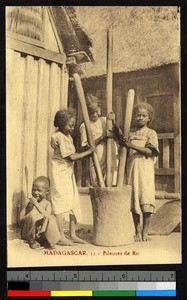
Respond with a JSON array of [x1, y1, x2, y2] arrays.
[[73, 6, 179, 78], [50, 6, 93, 62], [6, 6, 93, 63]]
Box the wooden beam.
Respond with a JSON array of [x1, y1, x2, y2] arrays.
[[155, 157, 159, 168], [173, 92, 180, 193], [68, 51, 91, 64], [163, 139, 170, 168], [66, 56, 76, 65], [155, 168, 175, 176], [73, 73, 105, 187], [106, 28, 113, 187], [6, 38, 66, 65], [117, 89, 135, 187], [47, 7, 64, 54], [6, 31, 44, 48], [158, 133, 174, 139], [60, 65, 69, 109]]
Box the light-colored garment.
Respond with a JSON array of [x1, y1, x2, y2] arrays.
[[79, 117, 119, 186], [50, 131, 82, 221], [126, 127, 159, 215]]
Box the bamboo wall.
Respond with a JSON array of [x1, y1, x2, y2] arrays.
[[7, 49, 69, 225]]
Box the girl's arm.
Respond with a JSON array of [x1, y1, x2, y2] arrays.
[[69, 147, 95, 162], [125, 141, 153, 157], [120, 130, 159, 157], [25, 202, 34, 215], [30, 197, 51, 218], [81, 134, 107, 150], [19, 202, 33, 222]]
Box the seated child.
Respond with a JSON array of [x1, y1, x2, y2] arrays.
[[20, 176, 61, 249]]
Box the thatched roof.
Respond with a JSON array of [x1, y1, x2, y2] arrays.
[[50, 6, 93, 61], [6, 6, 44, 40], [6, 6, 92, 61], [73, 6, 179, 78]]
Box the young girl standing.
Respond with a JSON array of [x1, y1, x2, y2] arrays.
[[79, 94, 118, 187], [50, 109, 95, 246], [120, 103, 159, 242]]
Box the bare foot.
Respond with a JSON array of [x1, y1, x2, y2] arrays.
[[70, 235, 87, 244], [142, 233, 152, 242], [134, 233, 142, 242], [29, 240, 43, 250], [57, 237, 74, 246]]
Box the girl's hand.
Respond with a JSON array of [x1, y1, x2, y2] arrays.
[[106, 129, 114, 138], [124, 141, 132, 148], [119, 134, 126, 143], [30, 196, 38, 204], [90, 144, 96, 153], [50, 137, 59, 150], [119, 135, 130, 147]]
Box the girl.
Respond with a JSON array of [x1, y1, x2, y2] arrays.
[[79, 94, 119, 187], [119, 103, 159, 242], [50, 109, 95, 246]]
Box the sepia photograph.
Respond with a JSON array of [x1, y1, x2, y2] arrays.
[[6, 6, 181, 267]]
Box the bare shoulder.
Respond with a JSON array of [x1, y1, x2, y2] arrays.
[[41, 199, 51, 208]]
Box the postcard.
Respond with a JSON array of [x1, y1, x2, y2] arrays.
[[6, 5, 181, 267]]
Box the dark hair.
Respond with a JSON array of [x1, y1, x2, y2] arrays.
[[54, 109, 76, 129], [86, 94, 101, 116], [133, 102, 155, 123], [33, 176, 50, 189]]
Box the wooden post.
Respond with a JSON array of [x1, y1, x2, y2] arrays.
[[73, 73, 105, 187], [106, 28, 113, 187], [163, 139, 170, 169], [117, 89, 135, 187], [173, 92, 180, 193], [60, 65, 69, 109]]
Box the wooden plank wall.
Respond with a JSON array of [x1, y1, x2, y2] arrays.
[[6, 49, 69, 224]]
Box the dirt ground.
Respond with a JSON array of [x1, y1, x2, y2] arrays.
[[7, 194, 181, 267], [7, 225, 181, 267]]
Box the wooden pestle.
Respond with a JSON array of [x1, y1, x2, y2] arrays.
[[117, 89, 135, 187], [73, 73, 105, 187], [106, 28, 113, 187]]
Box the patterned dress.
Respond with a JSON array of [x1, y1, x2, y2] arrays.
[[50, 131, 82, 221], [126, 127, 159, 215]]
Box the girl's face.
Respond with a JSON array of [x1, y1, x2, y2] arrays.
[[89, 108, 101, 122], [62, 117, 76, 135], [135, 108, 150, 128]]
